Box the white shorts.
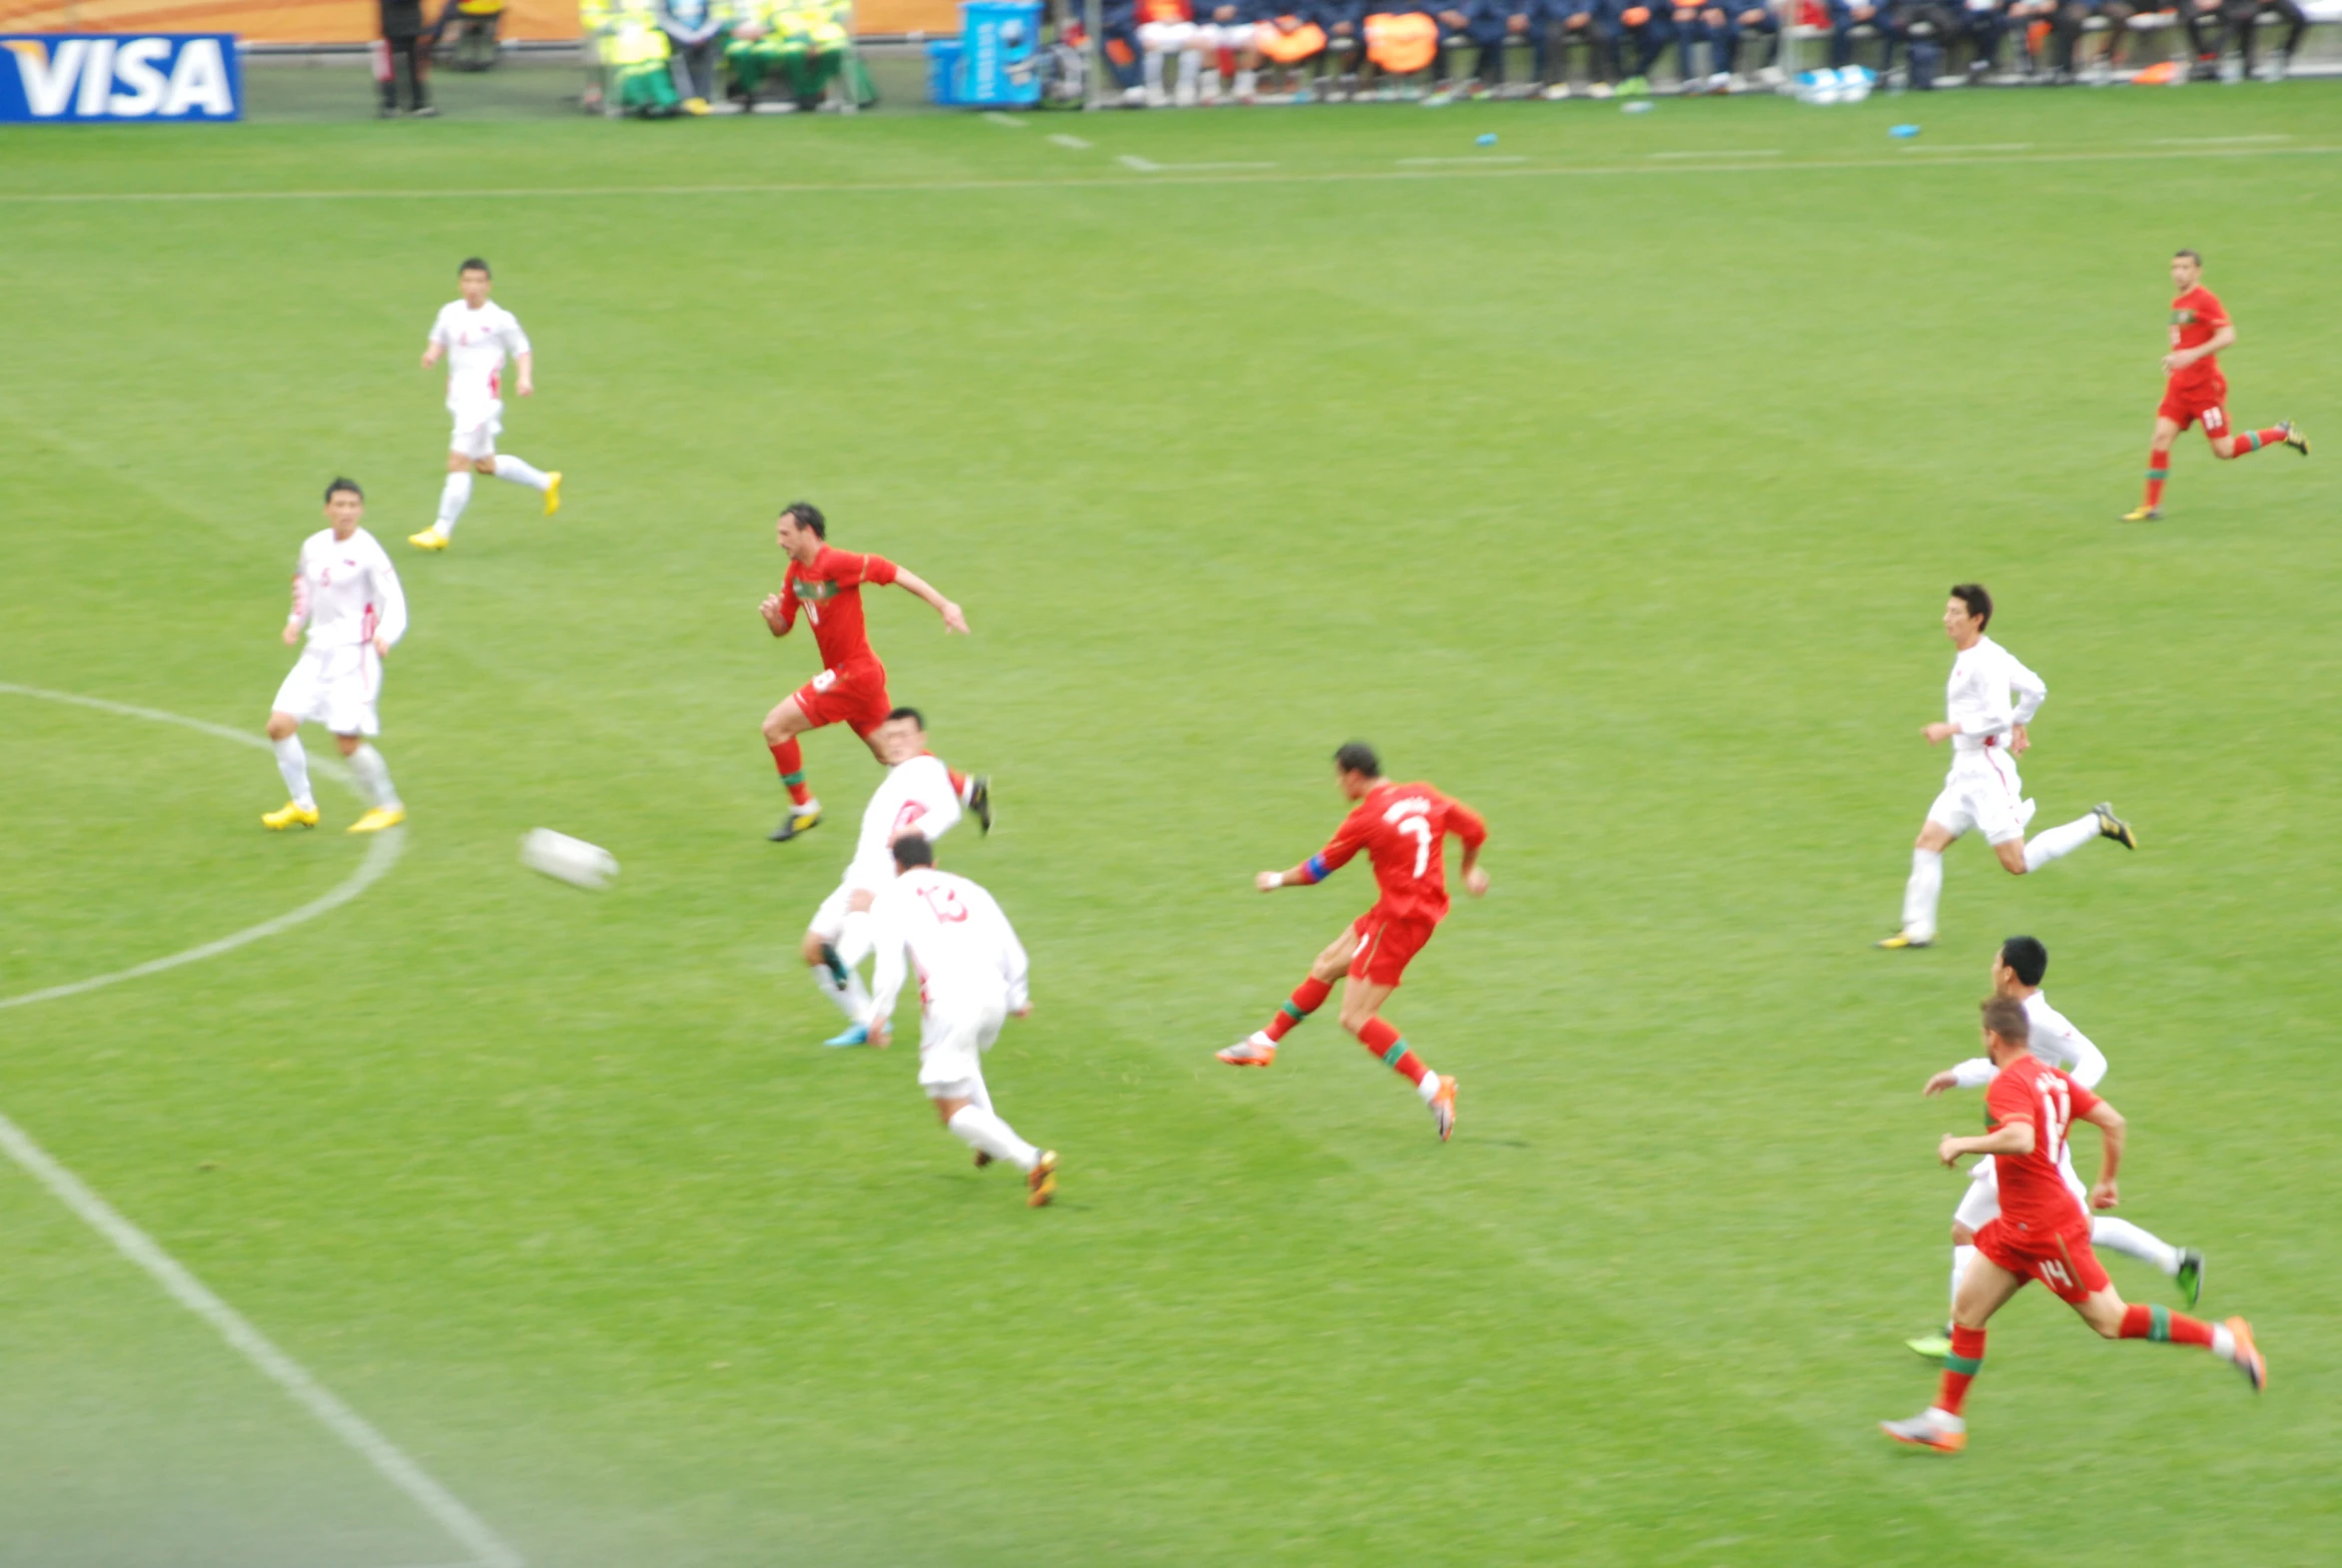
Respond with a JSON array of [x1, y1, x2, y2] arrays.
[[917, 1004, 1006, 1103], [807, 881, 875, 945], [1926, 747, 2036, 848], [1139, 19, 1200, 48], [1202, 21, 1255, 49], [271, 642, 382, 737], [448, 399, 502, 459], [1952, 1149, 2090, 1233]]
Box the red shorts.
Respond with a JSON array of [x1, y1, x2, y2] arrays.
[[2158, 377, 2229, 436], [1973, 1217, 2109, 1305], [1348, 908, 1437, 988], [791, 659, 892, 739]]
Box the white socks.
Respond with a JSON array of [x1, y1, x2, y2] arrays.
[[492, 453, 550, 491], [2023, 813, 2099, 873], [2089, 1216, 2182, 1276], [1176, 50, 1201, 93], [1415, 1069, 1442, 1105], [273, 734, 314, 809], [811, 964, 872, 1024], [435, 470, 472, 535], [2210, 1322, 2236, 1361], [1949, 1242, 1977, 1312], [1143, 49, 1166, 91], [1902, 847, 1944, 943], [346, 743, 399, 810], [946, 1104, 1039, 1173]]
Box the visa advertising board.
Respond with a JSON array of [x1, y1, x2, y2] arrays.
[[1, 33, 242, 122]]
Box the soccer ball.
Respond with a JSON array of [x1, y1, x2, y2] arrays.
[[520, 827, 618, 891]]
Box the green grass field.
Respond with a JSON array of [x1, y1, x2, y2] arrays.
[[3, 84, 2339, 1567]]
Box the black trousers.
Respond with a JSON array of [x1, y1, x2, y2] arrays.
[[2182, 0, 2307, 62], [382, 32, 431, 109], [2048, 1, 2133, 70]]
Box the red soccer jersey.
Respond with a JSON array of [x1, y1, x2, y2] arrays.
[[774, 545, 899, 673], [1982, 1056, 2099, 1235], [2167, 286, 2228, 392], [1311, 780, 1487, 924]]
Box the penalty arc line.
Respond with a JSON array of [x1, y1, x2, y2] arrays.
[[0, 683, 519, 1568]]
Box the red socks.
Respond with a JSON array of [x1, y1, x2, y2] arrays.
[[769, 738, 812, 806], [1264, 976, 1331, 1044], [1354, 1017, 1430, 1087], [2143, 447, 2169, 509], [1937, 1325, 1985, 1417], [2119, 1302, 2215, 1347], [2233, 426, 2287, 455]]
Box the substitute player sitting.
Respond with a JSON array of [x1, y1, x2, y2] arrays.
[[2125, 248, 2307, 523], [1218, 742, 1483, 1142], [408, 258, 561, 551], [758, 501, 983, 842], [1881, 997, 2263, 1454], [867, 835, 1059, 1206], [263, 478, 410, 835], [802, 707, 967, 1048]]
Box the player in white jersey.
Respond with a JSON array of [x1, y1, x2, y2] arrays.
[[407, 258, 561, 552], [802, 706, 966, 1048], [1904, 935, 2202, 1359], [263, 478, 410, 834], [867, 834, 1058, 1206], [1878, 584, 2138, 950]]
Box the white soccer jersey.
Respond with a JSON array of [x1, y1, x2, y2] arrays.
[[869, 867, 1030, 1024], [843, 756, 963, 896], [429, 299, 529, 410], [291, 527, 406, 651], [1948, 990, 2108, 1091], [1944, 635, 2046, 753]]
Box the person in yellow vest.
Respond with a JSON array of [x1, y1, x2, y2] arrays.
[[730, 0, 849, 109], [606, 0, 683, 113]]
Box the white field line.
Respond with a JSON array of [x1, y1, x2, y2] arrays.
[[1897, 142, 2032, 152], [2152, 133, 2290, 145], [1047, 132, 1092, 149], [0, 684, 514, 1568], [1, 142, 2338, 205], [980, 111, 1028, 127], [1398, 154, 1528, 165], [1648, 147, 1781, 159], [1118, 154, 1279, 172]]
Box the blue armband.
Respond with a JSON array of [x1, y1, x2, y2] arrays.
[[1301, 855, 1329, 884]]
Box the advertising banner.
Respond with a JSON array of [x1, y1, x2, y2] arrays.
[[0, 32, 242, 121]]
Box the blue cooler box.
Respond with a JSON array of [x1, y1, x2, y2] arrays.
[[932, 0, 1040, 106]]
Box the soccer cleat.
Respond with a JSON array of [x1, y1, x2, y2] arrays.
[[823, 1023, 869, 1049], [2093, 802, 2137, 850], [1875, 932, 1933, 950], [2177, 1248, 2205, 1308], [347, 805, 405, 834], [407, 527, 448, 551], [769, 805, 822, 842], [972, 1149, 993, 1168], [1880, 1410, 1966, 1453], [1431, 1075, 1458, 1142], [2280, 419, 2308, 457], [1906, 1330, 1953, 1361], [818, 942, 850, 987], [1216, 1033, 1276, 1068], [2225, 1317, 2264, 1392], [2120, 505, 2160, 522], [967, 774, 992, 835], [542, 471, 563, 515], [262, 801, 320, 831], [682, 96, 710, 115], [1027, 1150, 1059, 1207]]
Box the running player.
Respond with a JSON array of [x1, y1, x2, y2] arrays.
[[1878, 586, 2136, 951], [757, 501, 985, 843], [803, 707, 966, 1048], [2124, 248, 2308, 523], [407, 258, 561, 551], [1217, 742, 1485, 1141], [263, 478, 410, 835], [1880, 996, 2263, 1454], [866, 835, 1058, 1206], [1903, 936, 2201, 1360]]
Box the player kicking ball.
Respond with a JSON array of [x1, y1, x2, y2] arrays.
[[1881, 996, 2263, 1454], [407, 258, 561, 551], [2124, 248, 2307, 523], [758, 501, 985, 843], [1878, 585, 2135, 951], [802, 706, 968, 1047], [1903, 937, 2201, 1362], [263, 478, 409, 834], [1218, 743, 1485, 1142], [866, 835, 1058, 1206]]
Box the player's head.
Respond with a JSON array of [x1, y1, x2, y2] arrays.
[[775, 501, 827, 560], [2172, 249, 2202, 290], [1334, 741, 1381, 797], [322, 476, 365, 534], [1945, 583, 1991, 642], [892, 833, 935, 873], [1994, 935, 2048, 993], [457, 258, 492, 305], [875, 706, 927, 765], [1979, 995, 2029, 1061]]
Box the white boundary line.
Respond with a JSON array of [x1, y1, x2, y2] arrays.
[[0, 683, 518, 1568]]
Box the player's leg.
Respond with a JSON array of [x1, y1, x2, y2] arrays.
[[803, 890, 873, 1044], [2072, 1285, 2263, 1388], [1880, 815, 1957, 948], [2088, 1214, 2198, 1291], [2128, 412, 2183, 520], [412, 446, 476, 550], [1337, 921, 1455, 1139], [336, 731, 405, 832], [1883, 1248, 2023, 1450], [2210, 410, 2304, 461], [262, 708, 320, 828], [927, 1014, 1056, 1204], [1911, 1166, 1999, 1355], [1219, 922, 1358, 1066], [2008, 802, 2134, 873], [488, 450, 559, 512], [761, 692, 823, 837]]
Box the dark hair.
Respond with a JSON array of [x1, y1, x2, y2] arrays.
[[780, 501, 827, 539], [458, 257, 491, 277], [893, 833, 935, 870], [2174, 248, 2202, 266], [1980, 995, 2029, 1049], [1999, 935, 2048, 988], [1950, 583, 1992, 629], [324, 476, 364, 501], [1334, 741, 1381, 778], [886, 706, 925, 729]]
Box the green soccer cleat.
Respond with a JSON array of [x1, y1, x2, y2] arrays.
[[2177, 1248, 2205, 1308], [2093, 802, 2138, 850], [1907, 1330, 1953, 1361]]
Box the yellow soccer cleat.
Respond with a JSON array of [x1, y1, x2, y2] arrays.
[[2279, 420, 2308, 457], [407, 527, 448, 551], [1027, 1150, 1059, 1207], [2120, 505, 2160, 523], [542, 471, 563, 516], [348, 805, 406, 834], [768, 804, 822, 842], [683, 96, 710, 115], [1876, 932, 1933, 950], [262, 800, 320, 831]]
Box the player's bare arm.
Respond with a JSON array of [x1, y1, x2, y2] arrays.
[[1939, 1116, 2032, 1169], [760, 592, 792, 636], [420, 339, 443, 370], [2080, 1098, 2125, 1210], [1921, 1069, 1960, 1097], [513, 349, 533, 398], [890, 565, 969, 634], [1459, 838, 1489, 898]]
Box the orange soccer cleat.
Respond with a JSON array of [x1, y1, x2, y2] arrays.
[[1431, 1076, 1458, 1142], [1881, 1410, 1967, 1453], [1217, 1033, 1276, 1068], [1027, 1150, 1059, 1207], [2225, 1317, 2265, 1392]]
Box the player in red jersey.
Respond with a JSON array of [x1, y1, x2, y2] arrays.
[[1881, 996, 2265, 1454], [2125, 249, 2308, 522], [1217, 742, 1487, 1141], [758, 501, 985, 842]]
